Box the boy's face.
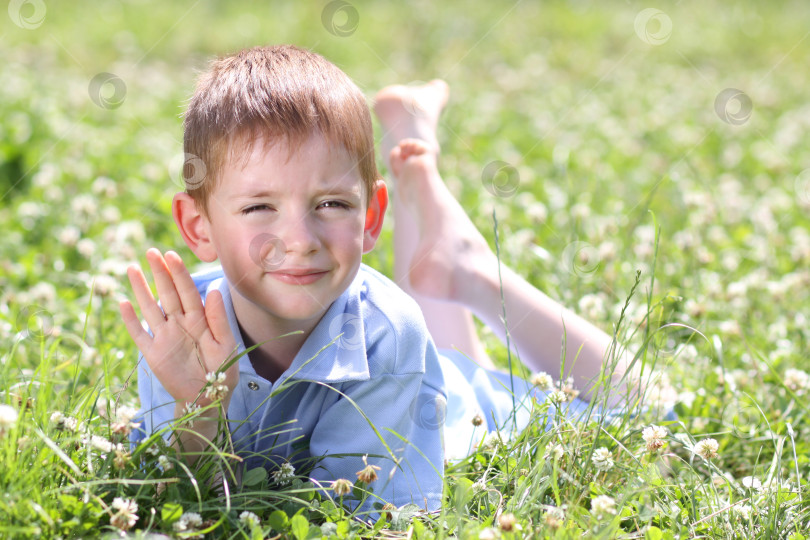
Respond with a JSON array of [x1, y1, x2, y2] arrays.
[[197, 133, 381, 332]]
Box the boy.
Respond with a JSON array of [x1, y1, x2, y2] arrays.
[[122, 45, 631, 514], [121, 45, 446, 511]]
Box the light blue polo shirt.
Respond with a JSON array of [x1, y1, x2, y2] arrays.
[[133, 264, 600, 512]]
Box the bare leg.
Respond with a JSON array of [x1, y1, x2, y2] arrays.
[[375, 82, 492, 368], [389, 137, 626, 398]]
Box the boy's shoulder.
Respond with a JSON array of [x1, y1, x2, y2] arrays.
[[355, 263, 421, 321]]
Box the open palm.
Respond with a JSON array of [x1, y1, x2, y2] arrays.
[[120, 249, 238, 407]]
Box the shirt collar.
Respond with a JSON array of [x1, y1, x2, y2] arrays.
[[209, 271, 371, 384]]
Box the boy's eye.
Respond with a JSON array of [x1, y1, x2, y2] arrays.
[[319, 200, 350, 210], [242, 204, 271, 215]]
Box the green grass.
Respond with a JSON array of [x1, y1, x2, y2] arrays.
[[2, 0, 810, 537]]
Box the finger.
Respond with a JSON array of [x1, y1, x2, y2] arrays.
[[119, 300, 153, 355], [204, 290, 234, 347], [126, 264, 169, 330], [164, 251, 205, 317], [145, 248, 183, 316]]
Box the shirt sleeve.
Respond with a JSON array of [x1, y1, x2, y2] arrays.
[[130, 353, 176, 446]]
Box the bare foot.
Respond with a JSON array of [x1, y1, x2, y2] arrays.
[[373, 80, 449, 169], [389, 139, 497, 302]]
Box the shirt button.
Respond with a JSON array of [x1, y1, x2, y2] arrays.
[[247, 381, 260, 391]]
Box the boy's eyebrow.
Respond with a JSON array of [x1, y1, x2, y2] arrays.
[[234, 184, 363, 199]]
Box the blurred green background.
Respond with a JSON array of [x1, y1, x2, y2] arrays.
[[2, 0, 810, 381]]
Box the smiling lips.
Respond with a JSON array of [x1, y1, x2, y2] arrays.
[[269, 268, 329, 285]]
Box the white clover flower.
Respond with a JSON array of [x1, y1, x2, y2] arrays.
[[92, 176, 118, 197], [204, 372, 228, 401], [182, 402, 202, 427], [0, 404, 19, 434], [239, 510, 260, 527], [77, 238, 96, 257], [480, 432, 501, 451], [548, 390, 568, 405], [50, 411, 66, 428], [544, 443, 564, 461], [158, 455, 172, 470], [741, 476, 762, 490], [693, 438, 719, 460], [591, 494, 617, 518], [472, 478, 488, 493], [543, 506, 565, 529], [530, 372, 554, 392], [87, 435, 118, 454], [591, 447, 614, 472], [92, 275, 119, 298], [173, 512, 203, 533], [205, 372, 226, 384], [332, 478, 353, 497], [732, 502, 753, 521], [271, 462, 295, 485], [478, 527, 499, 540], [58, 226, 81, 247], [110, 497, 139, 530], [71, 194, 99, 217], [642, 425, 667, 452], [145, 444, 160, 456], [111, 405, 141, 435], [784, 368, 810, 394], [561, 377, 580, 401]]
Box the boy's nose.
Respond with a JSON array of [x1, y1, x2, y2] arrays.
[[277, 212, 321, 255]]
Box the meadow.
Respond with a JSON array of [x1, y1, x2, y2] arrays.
[[2, 0, 810, 537]]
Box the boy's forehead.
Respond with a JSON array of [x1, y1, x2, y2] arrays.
[[217, 133, 365, 194]]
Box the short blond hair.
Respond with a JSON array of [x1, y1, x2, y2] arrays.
[[183, 45, 380, 217]]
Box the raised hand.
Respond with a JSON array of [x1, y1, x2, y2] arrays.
[[119, 248, 238, 411]]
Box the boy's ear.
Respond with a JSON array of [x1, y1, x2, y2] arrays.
[[362, 180, 388, 253], [172, 192, 218, 263]]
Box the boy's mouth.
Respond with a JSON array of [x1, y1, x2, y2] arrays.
[[269, 268, 329, 285]]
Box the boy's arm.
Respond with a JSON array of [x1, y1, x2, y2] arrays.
[[120, 248, 238, 458]]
